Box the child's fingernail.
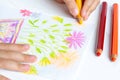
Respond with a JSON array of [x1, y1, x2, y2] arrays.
[[30, 56, 37, 62], [21, 64, 30, 72], [81, 10, 87, 17], [23, 44, 30, 49], [71, 9, 79, 17], [84, 15, 88, 20]]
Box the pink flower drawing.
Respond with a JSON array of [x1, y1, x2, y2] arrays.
[[20, 9, 32, 16], [66, 31, 85, 49]]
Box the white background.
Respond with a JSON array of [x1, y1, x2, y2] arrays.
[[0, 0, 120, 80]]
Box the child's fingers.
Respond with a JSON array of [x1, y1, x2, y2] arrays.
[[63, 0, 78, 17], [81, 0, 94, 20], [81, 0, 100, 20], [57, 0, 99, 20], [0, 50, 37, 63], [0, 43, 29, 52], [86, 0, 100, 19], [0, 58, 30, 72], [56, 0, 64, 3], [0, 75, 10, 80]]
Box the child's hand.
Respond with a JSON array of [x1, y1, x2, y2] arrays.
[[0, 43, 37, 80], [56, 0, 100, 20], [0, 75, 10, 80]]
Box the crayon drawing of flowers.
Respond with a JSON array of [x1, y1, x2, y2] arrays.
[[38, 57, 51, 66], [66, 31, 85, 49], [20, 9, 32, 16]]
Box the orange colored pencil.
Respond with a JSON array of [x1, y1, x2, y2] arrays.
[[111, 3, 118, 62], [76, 0, 83, 24], [96, 2, 107, 56]]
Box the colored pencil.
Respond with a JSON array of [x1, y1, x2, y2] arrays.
[[96, 2, 107, 56], [111, 3, 118, 62], [76, 0, 83, 24]]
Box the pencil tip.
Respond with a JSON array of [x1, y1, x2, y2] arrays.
[[77, 18, 83, 24], [96, 52, 101, 56], [111, 57, 116, 62]]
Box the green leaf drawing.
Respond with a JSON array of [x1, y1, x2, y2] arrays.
[[58, 49, 67, 53], [38, 57, 51, 66], [40, 39, 46, 44], [36, 47, 41, 54], [49, 35, 55, 40], [50, 24, 58, 27], [61, 46, 68, 50], [64, 33, 71, 36], [52, 29, 60, 32], [43, 29, 49, 33], [50, 51, 57, 58], [33, 19, 39, 23], [33, 26, 39, 28], [42, 20, 47, 24], [64, 29, 72, 32], [28, 39, 34, 45], [28, 20, 34, 25], [64, 23, 72, 27], [53, 16, 64, 23], [28, 20, 39, 28], [29, 33, 35, 37]]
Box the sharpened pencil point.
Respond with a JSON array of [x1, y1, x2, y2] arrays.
[[96, 49, 102, 56], [111, 57, 116, 62], [96, 52, 101, 56], [111, 54, 117, 62], [76, 0, 83, 24], [77, 18, 83, 24]]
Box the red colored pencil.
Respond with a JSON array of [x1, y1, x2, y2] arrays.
[[110, 3, 118, 62], [96, 2, 107, 56]]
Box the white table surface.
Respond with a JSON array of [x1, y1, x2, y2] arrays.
[[0, 0, 120, 80]]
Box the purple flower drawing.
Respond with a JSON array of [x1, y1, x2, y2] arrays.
[[66, 31, 85, 49], [0, 37, 12, 43], [10, 22, 18, 27]]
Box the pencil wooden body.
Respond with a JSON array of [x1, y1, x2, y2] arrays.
[[76, 0, 83, 24], [111, 3, 118, 62], [96, 2, 107, 56]]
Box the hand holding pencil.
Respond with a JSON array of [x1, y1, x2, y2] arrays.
[[56, 0, 100, 21]]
